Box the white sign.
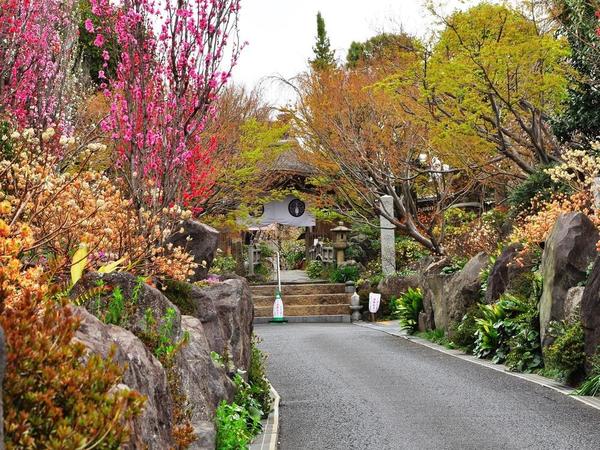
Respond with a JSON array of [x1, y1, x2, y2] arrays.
[[368, 293, 381, 314]]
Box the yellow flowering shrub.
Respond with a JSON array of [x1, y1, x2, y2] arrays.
[[0, 131, 197, 282]]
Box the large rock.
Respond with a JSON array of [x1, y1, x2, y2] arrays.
[[485, 243, 529, 303], [539, 213, 599, 345], [377, 273, 420, 301], [582, 257, 600, 363], [72, 272, 182, 341], [0, 325, 5, 450], [168, 220, 219, 281], [419, 254, 488, 332], [420, 273, 454, 331], [74, 308, 174, 449], [564, 286, 584, 321], [176, 316, 235, 450], [188, 279, 254, 370], [446, 253, 488, 328]]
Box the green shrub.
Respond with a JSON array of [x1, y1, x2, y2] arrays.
[[212, 255, 238, 275], [248, 336, 272, 416], [281, 240, 305, 270], [575, 352, 600, 397], [215, 401, 255, 450], [395, 288, 423, 334], [395, 237, 429, 270], [257, 242, 274, 258], [505, 316, 542, 373], [162, 278, 194, 315], [306, 260, 324, 279], [418, 329, 451, 347], [360, 260, 384, 287], [233, 374, 263, 435], [440, 257, 468, 275], [508, 168, 570, 215], [215, 372, 264, 449], [450, 306, 483, 353], [544, 320, 585, 382], [329, 265, 360, 283]]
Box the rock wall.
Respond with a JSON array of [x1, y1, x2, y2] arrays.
[[539, 212, 599, 345], [72, 272, 253, 449]]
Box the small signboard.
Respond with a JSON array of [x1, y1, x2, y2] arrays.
[[368, 293, 381, 314], [273, 292, 284, 319]]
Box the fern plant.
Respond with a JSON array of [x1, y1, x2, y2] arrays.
[[395, 288, 423, 334]]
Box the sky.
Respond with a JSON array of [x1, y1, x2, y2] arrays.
[[231, 0, 465, 106]]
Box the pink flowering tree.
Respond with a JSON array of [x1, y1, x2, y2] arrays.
[[90, 0, 242, 217], [0, 0, 79, 129]]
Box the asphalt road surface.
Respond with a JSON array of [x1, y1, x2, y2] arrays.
[[255, 323, 600, 450]]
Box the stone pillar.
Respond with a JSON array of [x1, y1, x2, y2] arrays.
[[380, 195, 396, 276], [247, 244, 255, 277]]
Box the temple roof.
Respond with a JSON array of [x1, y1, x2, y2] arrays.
[[267, 147, 316, 176]]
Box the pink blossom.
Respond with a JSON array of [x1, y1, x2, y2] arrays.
[[94, 34, 104, 47], [84, 19, 95, 33]]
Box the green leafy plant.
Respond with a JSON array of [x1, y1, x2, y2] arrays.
[[575, 352, 600, 397], [479, 255, 497, 298], [163, 278, 194, 315], [544, 320, 585, 383], [281, 240, 305, 270], [450, 306, 483, 353], [215, 401, 255, 450], [212, 255, 238, 275], [417, 329, 452, 347], [395, 288, 423, 334], [257, 241, 274, 258], [473, 294, 531, 363], [248, 336, 273, 416], [306, 260, 325, 279], [233, 373, 263, 435], [505, 317, 542, 373], [395, 236, 430, 270], [156, 307, 178, 358], [104, 286, 125, 325], [329, 265, 360, 283], [440, 257, 468, 275]]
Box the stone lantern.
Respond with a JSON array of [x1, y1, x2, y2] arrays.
[[332, 222, 350, 265]]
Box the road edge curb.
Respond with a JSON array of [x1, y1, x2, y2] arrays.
[[354, 321, 600, 412], [250, 382, 281, 450]]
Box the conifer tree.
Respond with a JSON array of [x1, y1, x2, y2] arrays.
[[310, 12, 336, 70]]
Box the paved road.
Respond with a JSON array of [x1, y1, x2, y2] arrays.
[[255, 323, 600, 450]]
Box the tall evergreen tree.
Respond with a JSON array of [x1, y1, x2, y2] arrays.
[[310, 12, 336, 70], [552, 0, 600, 144]]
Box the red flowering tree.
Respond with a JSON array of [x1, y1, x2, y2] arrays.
[[90, 0, 242, 217]]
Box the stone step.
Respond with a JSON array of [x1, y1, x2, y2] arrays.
[[254, 304, 350, 318], [254, 315, 351, 324], [251, 283, 347, 296], [253, 293, 350, 307]]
